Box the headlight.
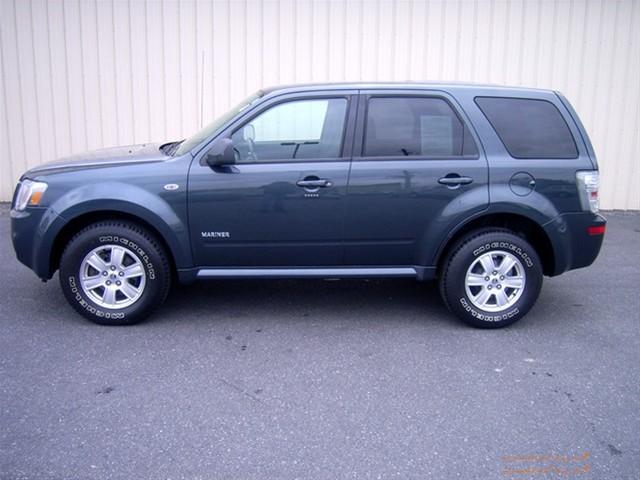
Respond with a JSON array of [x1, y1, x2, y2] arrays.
[[14, 179, 48, 211], [576, 171, 599, 213]]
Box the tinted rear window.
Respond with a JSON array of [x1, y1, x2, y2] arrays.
[[475, 97, 578, 159], [364, 97, 478, 158]]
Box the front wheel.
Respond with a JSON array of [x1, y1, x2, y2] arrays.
[[439, 230, 543, 328], [59, 221, 171, 325]]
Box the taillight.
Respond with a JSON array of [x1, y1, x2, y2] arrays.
[[576, 171, 599, 213], [587, 225, 606, 236]]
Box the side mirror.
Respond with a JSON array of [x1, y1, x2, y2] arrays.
[[205, 138, 235, 167]]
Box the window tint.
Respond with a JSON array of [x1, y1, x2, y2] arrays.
[[475, 97, 578, 159], [231, 98, 347, 162], [364, 97, 478, 157]]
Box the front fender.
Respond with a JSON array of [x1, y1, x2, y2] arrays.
[[36, 183, 192, 277]]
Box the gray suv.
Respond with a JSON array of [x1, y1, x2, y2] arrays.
[[10, 83, 606, 328]]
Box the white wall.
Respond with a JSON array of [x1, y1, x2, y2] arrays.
[[0, 0, 638, 208]]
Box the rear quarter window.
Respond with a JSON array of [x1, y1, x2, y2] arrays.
[[474, 97, 578, 159]]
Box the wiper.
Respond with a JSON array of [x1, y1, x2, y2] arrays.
[[160, 140, 185, 156], [171, 140, 185, 154], [159, 142, 174, 155]]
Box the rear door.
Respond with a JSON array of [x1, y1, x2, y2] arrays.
[[188, 90, 357, 267], [343, 90, 489, 267]]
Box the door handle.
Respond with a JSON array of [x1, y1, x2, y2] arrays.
[[438, 175, 473, 186], [296, 179, 332, 188]]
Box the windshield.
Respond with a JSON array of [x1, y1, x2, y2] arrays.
[[174, 92, 263, 156]]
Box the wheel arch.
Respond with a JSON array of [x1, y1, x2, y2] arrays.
[[49, 209, 186, 279], [434, 212, 556, 276]]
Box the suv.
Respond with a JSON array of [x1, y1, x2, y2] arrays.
[[10, 83, 605, 328]]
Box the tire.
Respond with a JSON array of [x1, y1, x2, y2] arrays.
[[59, 221, 171, 325], [439, 229, 543, 328]]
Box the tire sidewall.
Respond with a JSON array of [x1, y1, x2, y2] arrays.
[[60, 225, 167, 325], [444, 233, 543, 328]]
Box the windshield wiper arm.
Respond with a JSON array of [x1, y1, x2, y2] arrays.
[[169, 140, 185, 155], [160, 140, 185, 156]]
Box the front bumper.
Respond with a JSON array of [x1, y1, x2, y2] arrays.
[[11, 206, 65, 280], [543, 211, 606, 276]]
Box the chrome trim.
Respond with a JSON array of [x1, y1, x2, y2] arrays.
[[196, 267, 417, 279]]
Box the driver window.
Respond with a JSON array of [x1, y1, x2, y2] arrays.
[[231, 98, 348, 162]]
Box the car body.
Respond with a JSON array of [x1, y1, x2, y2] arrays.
[[10, 82, 606, 327]]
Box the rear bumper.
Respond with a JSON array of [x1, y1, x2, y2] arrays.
[[543, 211, 606, 276]]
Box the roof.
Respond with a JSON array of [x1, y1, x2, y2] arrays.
[[260, 81, 555, 96]]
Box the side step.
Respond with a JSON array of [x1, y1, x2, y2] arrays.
[[196, 267, 418, 279]]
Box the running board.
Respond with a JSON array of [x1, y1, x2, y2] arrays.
[[196, 267, 418, 279]]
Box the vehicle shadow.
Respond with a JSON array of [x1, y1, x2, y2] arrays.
[[157, 278, 461, 329]]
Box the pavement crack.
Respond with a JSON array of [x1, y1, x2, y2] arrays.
[[607, 443, 623, 456], [219, 378, 268, 406], [95, 386, 115, 395]]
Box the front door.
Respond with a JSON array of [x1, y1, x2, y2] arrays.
[[188, 91, 356, 267], [343, 91, 489, 267]]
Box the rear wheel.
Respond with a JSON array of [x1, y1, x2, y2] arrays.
[[59, 221, 171, 325], [439, 230, 543, 328]]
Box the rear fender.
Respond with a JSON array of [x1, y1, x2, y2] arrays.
[[428, 187, 563, 271], [415, 185, 490, 266]]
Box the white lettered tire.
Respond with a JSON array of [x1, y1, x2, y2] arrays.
[[59, 221, 171, 325], [439, 230, 543, 328]]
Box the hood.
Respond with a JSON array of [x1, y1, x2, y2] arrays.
[[24, 143, 169, 177]]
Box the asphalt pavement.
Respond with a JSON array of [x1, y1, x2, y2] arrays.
[[1, 204, 639, 479]]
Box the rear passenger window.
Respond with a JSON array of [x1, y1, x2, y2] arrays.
[[475, 97, 578, 159], [364, 97, 478, 158]]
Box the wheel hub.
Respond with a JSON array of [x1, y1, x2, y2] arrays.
[[79, 244, 146, 309], [464, 250, 526, 312]]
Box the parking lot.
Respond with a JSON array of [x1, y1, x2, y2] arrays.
[[1, 204, 638, 479]]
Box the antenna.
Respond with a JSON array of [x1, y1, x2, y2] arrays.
[[200, 50, 205, 128]]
